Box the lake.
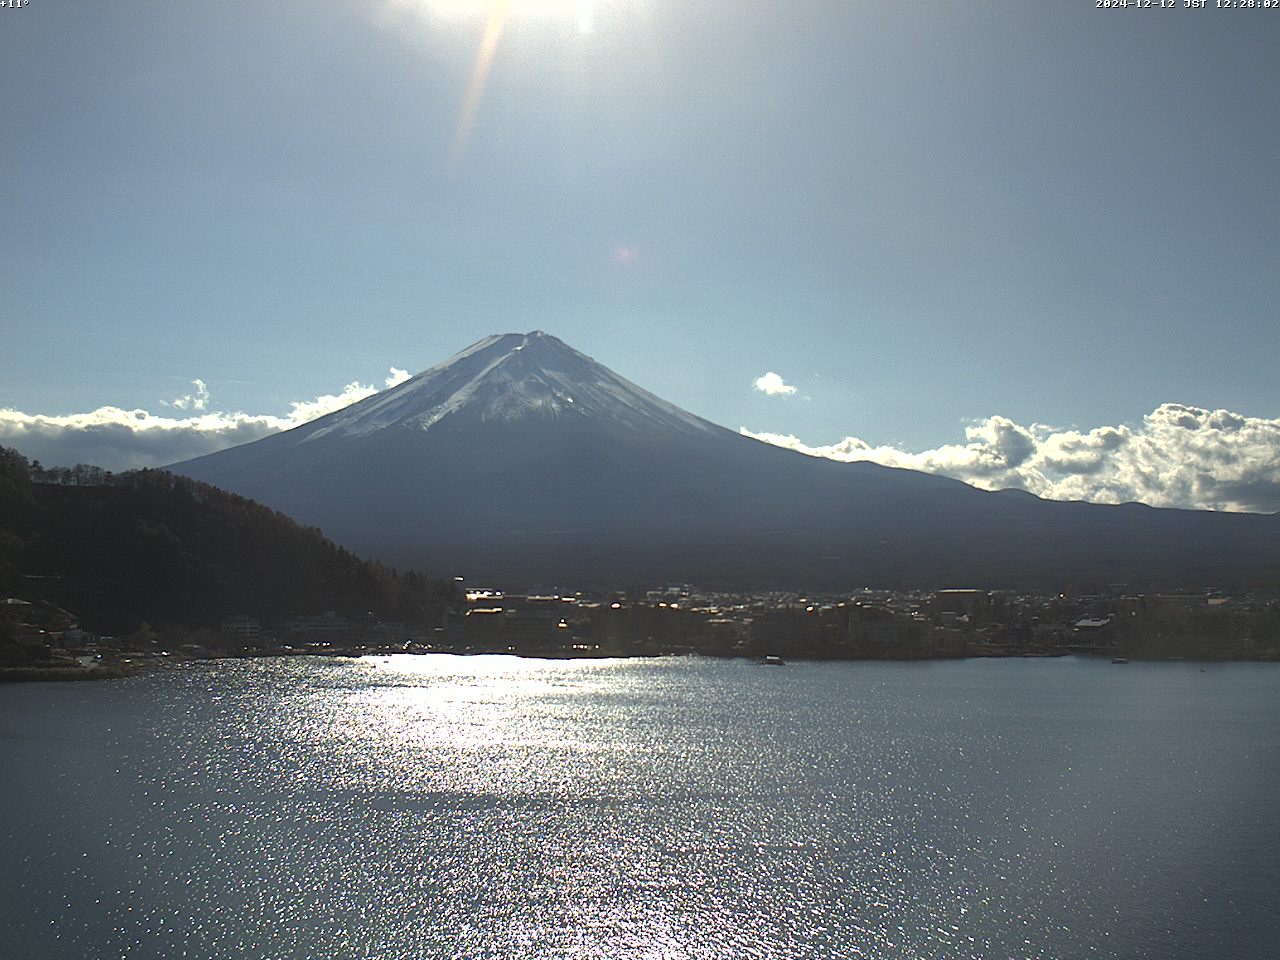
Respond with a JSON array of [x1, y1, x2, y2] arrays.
[[1, 656, 1277, 959]]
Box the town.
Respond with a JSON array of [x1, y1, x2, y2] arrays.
[[4, 580, 1278, 678]]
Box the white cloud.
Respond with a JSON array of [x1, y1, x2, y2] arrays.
[[753, 372, 797, 396], [165, 378, 210, 411], [0, 367, 412, 472], [742, 403, 1280, 514], [283, 380, 383, 424], [279, 368, 410, 423]]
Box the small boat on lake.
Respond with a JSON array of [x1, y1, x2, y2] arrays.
[[762, 655, 786, 666]]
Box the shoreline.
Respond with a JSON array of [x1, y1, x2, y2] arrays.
[[6, 647, 1276, 683]]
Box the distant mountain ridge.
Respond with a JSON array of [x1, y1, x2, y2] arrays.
[[170, 332, 1280, 590]]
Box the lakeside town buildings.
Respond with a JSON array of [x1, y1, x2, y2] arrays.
[[6, 583, 1277, 669]]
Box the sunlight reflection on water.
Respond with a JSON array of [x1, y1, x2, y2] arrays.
[[2, 656, 1278, 959]]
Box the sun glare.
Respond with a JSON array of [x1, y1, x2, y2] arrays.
[[395, 0, 597, 168], [400, 0, 593, 32]]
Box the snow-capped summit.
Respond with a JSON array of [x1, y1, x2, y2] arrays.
[[300, 331, 718, 443], [170, 333, 1280, 589]]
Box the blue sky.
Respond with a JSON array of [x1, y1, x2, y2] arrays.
[[2, 1, 1278, 507]]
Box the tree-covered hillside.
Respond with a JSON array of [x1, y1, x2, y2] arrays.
[[0, 447, 452, 634]]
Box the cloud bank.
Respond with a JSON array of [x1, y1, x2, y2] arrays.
[[5, 369, 1277, 514], [743, 403, 1280, 514], [753, 372, 797, 396], [0, 368, 412, 472]]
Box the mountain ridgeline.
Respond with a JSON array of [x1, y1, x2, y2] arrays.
[[0, 447, 452, 634], [171, 332, 1280, 591]]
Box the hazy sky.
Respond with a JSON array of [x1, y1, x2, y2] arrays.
[[2, 1, 1277, 505]]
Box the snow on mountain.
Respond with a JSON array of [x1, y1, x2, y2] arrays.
[[299, 331, 719, 443]]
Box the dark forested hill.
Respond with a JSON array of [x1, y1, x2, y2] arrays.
[[0, 447, 452, 634]]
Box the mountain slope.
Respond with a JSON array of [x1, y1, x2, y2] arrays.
[[170, 333, 1280, 590]]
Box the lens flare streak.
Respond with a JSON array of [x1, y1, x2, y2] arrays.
[[450, 1, 512, 170]]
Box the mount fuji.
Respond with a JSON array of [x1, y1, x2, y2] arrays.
[[171, 332, 1278, 589]]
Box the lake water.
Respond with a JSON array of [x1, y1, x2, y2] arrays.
[[1, 656, 1277, 959]]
